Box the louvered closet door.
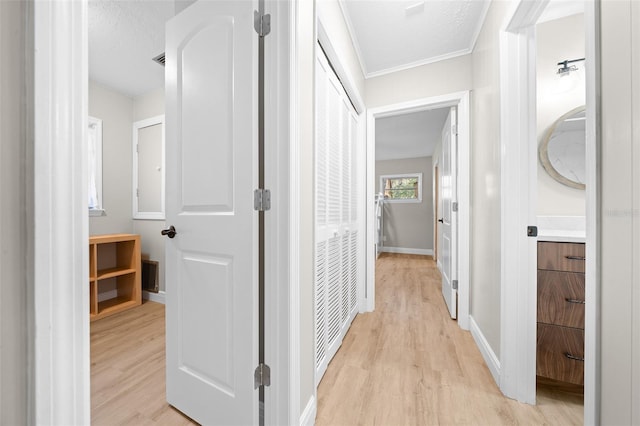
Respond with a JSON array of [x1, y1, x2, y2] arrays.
[[314, 47, 361, 385]]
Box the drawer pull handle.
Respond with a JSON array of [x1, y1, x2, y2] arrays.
[[565, 255, 585, 261], [565, 298, 585, 305], [564, 353, 584, 362]]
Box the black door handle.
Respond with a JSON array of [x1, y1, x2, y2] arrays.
[[438, 218, 444, 223], [161, 225, 177, 238]]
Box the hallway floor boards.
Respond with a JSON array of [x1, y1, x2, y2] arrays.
[[316, 253, 583, 425]]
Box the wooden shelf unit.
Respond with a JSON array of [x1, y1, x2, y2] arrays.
[[89, 234, 142, 321]]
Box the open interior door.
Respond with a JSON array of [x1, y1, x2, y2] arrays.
[[440, 107, 458, 319], [164, 1, 258, 424]]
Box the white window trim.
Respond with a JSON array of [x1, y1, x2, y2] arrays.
[[88, 116, 105, 216], [379, 172, 423, 203]]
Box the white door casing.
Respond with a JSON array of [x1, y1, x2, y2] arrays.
[[365, 92, 470, 330], [440, 107, 458, 319], [165, 1, 258, 424]]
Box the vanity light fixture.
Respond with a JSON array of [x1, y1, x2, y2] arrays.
[[557, 58, 585, 76]]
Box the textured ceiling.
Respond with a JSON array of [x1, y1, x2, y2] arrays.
[[376, 108, 450, 161], [340, 0, 490, 78], [89, 0, 174, 98]]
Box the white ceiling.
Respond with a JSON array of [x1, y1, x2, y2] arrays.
[[88, 0, 174, 98], [376, 108, 449, 161], [340, 0, 491, 78]]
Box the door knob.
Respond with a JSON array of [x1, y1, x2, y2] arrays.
[[438, 218, 444, 223], [161, 225, 177, 238]]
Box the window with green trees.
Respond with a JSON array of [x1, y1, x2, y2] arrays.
[[380, 173, 422, 203]]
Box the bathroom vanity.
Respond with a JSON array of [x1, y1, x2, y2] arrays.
[[536, 237, 585, 385]]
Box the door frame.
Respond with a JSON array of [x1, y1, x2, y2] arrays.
[[498, 0, 599, 421], [31, 1, 90, 423], [365, 91, 471, 331], [33, 1, 297, 425]]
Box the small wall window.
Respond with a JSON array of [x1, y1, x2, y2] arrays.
[[380, 173, 422, 203], [88, 116, 104, 216]]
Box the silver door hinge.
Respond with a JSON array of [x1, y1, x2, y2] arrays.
[[452, 202, 458, 212], [254, 189, 271, 211], [452, 280, 459, 290], [452, 124, 458, 135], [254, 363, 271, 388], [254, 11, 271, 37]]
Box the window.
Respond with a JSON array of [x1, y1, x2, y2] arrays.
[[380, 173, 422, 203], [88, 116, 104, 216]]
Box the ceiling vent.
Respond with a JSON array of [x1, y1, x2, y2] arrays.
[[152, 52, 165, 67]]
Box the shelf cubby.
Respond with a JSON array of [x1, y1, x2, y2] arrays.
[[89, 234, 141, 321]]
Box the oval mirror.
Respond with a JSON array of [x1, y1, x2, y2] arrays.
[[539, 106, 586, 190]]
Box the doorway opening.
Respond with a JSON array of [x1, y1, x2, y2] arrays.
[[366, 92, 471, 331], [499, 0, 598, 422]]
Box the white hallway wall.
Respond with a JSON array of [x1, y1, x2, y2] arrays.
[[468, 0, 510, 358]]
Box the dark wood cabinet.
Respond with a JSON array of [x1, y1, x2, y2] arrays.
[[537, 241, 585, 385]]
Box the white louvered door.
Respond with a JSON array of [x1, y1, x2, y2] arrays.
[[315, 47, 362, 384]]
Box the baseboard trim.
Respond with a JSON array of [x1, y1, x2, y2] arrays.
[[300, 395, 316, 426], [469, 315, 501, 385], [380, 247, 434, 256], [143, 290, 166, 304]]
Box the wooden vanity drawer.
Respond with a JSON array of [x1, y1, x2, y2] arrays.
[[537, 323, 584, 385], [537, 242, 585, 273], [537, 270, 585, 329]]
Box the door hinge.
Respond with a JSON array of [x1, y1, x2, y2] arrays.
[[254, 189, 271, 211], [452, 280, 459, 290], [452, 202, 458, 212], [254, 363, 271, 388], [452, 124, 458, 135], [254, 11, 271, 37]]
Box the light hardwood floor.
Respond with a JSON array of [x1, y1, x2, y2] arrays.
[[92, 254, 582, 425], [316, 253, 583, 425], [91, 301, 197, 425]]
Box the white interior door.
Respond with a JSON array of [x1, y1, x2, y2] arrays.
[[164, 1, 258, 424], [441, 107, 458, 319]]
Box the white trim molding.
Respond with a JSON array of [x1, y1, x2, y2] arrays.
[[470, 316, 501, 384], [337, 0, 491, 80], [583, 0, 600, 423], [142, 290, 166, 304], [33, 0, 90, 423], [299, 395, 317, 426], [498, 1, 542, 405], [132, 114, 166, 221], [366, 92, 471, 333], [380, 247, 433, 256]]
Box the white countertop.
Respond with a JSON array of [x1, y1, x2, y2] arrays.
[[537, 232, 586, 243], [536, 216, 586, 243]]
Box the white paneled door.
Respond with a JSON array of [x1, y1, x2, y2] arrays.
[[164, 1, 258, 424], [315, 47, 361, 384], [441, 107, 458, 319]]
